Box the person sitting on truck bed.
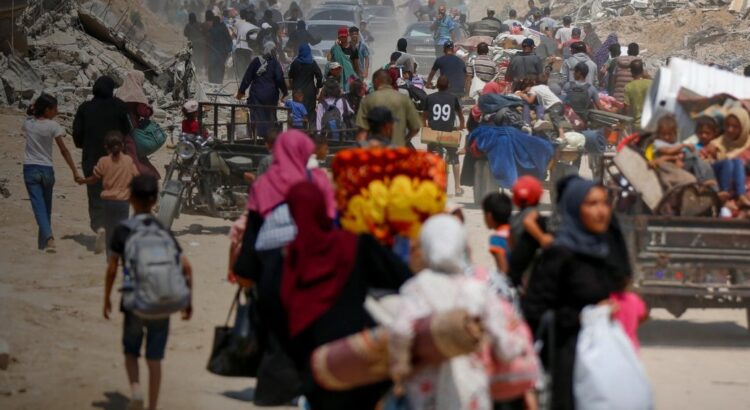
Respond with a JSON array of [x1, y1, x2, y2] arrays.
[[702, 104, 750, 207], [652, 114, 718, 189], [686, 114, 721, 152]]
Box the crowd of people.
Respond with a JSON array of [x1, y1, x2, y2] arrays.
[[18, 1, 750, 410]]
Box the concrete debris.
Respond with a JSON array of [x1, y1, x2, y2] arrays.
[[0, 0, 197, 130], [684, 26, 727, 49], [593, 7, 750, 74], [0, 54, 44, 102], [0, 178, 9, 198]]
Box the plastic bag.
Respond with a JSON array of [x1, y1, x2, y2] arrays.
[[470, 75, 487, 100], [132, 120, 167, 157], [574, 305, 653, 410]]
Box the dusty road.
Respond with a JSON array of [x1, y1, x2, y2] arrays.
[[1, 107, 749, 409]]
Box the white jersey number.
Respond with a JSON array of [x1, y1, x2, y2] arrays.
[[432, 104, 451, 121]]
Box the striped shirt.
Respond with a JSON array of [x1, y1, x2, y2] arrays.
[[472, 55, 497, 82]]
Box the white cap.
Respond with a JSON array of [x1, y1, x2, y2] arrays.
[[183, 99, 199, 114], [329, 62, 342, 69]]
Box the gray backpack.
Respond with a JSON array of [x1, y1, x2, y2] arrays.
[[566, 81, 594, 120], [121, 215, 190, 319]]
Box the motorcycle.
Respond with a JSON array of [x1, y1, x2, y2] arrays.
[[157, 133, 260, 229]]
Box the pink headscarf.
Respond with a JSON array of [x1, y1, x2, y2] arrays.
[[246, 130, 336, 218], [482, 81, 503, 95]]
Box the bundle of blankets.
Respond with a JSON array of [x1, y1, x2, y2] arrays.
[[461, 94, 555, 189]]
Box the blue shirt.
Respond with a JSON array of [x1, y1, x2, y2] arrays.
[[434, 16, 456, 45], [431, 55, 466, 95], [356, 41, 370, 73], [284, 100, 308, 128]]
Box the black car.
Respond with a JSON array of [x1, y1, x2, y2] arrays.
[[401, 21, 469, 74], [401, 22, 438, 75]]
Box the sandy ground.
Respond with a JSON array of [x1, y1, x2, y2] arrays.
[[1, 100, 750, 410]]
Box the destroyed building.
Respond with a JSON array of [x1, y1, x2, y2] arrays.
[[0, 0, 198, 129], [469, 0, 750, 74]]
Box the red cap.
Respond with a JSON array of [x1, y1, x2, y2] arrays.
[[338, 27, 349, 37], [512, 176, 543, 207]]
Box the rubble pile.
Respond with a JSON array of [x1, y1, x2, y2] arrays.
[[0, 0, 195, 128], [466, 0, 750, 75], [594, 7, 750, 72]]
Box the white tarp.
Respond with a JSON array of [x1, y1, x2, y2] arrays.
[[642, 58, 750, 138]]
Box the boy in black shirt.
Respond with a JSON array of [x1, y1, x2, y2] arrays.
[[105, 175, 193, 410], [423, 75, 466, 196]]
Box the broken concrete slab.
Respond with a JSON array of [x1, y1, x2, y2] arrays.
[[684, 26, 727, 49], [77, 2, 163, 76], [1, 54, 43, 102]]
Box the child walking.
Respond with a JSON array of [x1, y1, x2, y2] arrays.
[[78, 132, 139, 256], [23, 94, 81, 252], [285, 89, 309, 129], [104, 175, 193, 410], [482, 192, 513, 274]]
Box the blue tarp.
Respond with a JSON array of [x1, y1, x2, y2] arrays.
[[477, 94, 524, 114], [468, 125, 554, 188]]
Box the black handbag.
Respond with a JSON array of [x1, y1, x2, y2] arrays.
[[207, 288, 262, 377]]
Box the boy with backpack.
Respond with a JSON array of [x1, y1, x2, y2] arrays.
[[316, 78, 353, 141], [104, 175, 193, 410]]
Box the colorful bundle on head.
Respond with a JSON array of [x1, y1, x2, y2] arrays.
[[332, 148, 447, 244]]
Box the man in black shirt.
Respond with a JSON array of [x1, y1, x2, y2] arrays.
[[506, 38, 544, 85], [426, 41, 468, 97], [424, 75, 466, 196]]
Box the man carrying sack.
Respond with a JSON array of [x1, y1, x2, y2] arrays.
[[422, 75, 466, 196]]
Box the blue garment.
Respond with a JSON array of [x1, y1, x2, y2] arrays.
[[713, 159, 747, 196], [122, 311, 170, 360], [285, 100, 308, 128], [434, 16, 456, 45], [240, 55, 288, 137], [431, 55, 466, 95], [468, 125, 554, 188], [296, 43, 314, 65], [356, 41, 370, 74], [23, 164, 55, 249], [477, 93, 524, 114]]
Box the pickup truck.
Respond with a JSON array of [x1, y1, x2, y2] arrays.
[[620, 215, 750, 327], [607, 146, 750, 328]]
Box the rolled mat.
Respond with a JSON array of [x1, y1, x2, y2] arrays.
[[311, 309, 481, 391]]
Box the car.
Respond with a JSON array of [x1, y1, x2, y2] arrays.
[[308, 4, 363, 26], [401, 21, 470, 74], [305, 20, 354, 73], [362, 5, 395, 35], [401, 22, 438, 74]]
